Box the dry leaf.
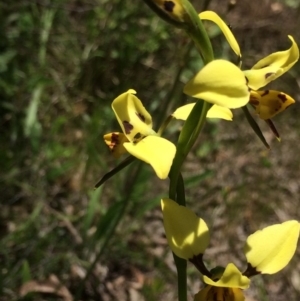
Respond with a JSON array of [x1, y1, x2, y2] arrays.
[[20, 274, 73, 301]]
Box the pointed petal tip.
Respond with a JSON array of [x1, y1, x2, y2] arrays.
[[127, 88, 137, 94]]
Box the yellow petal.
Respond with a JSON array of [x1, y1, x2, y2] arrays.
[[252, 36, 299, 72], [244, 66, 281, 91], [172, 103, 195, 120], [244, 220, 300, 274], [103, 132, 128, 158], [161, 198, 210, 259], [194, 286, 245, 301], [203, 263, 250, 289], [184, 60, 249, 109], [250, 90, 295, 120], [173, 103, 233, 121], [199, 11, 241, 58], [112, 90, 155, 142], [124, 136, 175, 179], [244, 36, 299, 90], [207, 105, 233, 120]]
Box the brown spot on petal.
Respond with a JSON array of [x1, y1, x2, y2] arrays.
[[123, 121, 133, 134], [111, 133, 119, 145], [136, 112, 146, 122], [133, 133, 143, 143], [278, 93, 287, 103], [106, 133, 120, 151], [261, 90, 269, 97], [163, 1, 175, 12], [265, 72, 274, 79], [249, 96, 259, 106]]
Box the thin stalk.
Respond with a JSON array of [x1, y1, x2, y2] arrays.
[[169, 100, 204, 200], [184, 101, 211, 154], [168, 98, 210, 301], [174, 254, 187, 301], [173, 173, 187, 300], [182, 0, 214, 64], [176, 173, 186, 206]]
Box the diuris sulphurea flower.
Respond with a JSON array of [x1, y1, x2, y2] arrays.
[[161, 198, 300, 301], [104, 90, 176, 179], [172, 59, 250, 122], [199, 11, 299, 121]]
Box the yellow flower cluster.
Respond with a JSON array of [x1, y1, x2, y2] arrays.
[[104, 11, 298, 179]]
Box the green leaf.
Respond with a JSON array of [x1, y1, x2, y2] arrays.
[[94, 155, 136, 188], [242, 106, 270, 149]]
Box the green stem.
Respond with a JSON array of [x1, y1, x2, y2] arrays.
[[173, 173, 187, 300], [185, 101, 211, 154], [142, 2, 215, 301], [176, 173, 186, 206], [169, 100, 209, 200], [168, 101, 210, 301], [174, 253, 187, 301], [181, 0, 214, 64]]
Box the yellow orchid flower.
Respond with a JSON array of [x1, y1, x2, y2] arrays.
[[199, 11, 299, 120], [183, 59, 250, 109], [161, 198, 300, 301], [104, 90, 176, 179], [172, 59, 249, 121]]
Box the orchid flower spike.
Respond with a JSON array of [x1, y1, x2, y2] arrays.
[[161, 198, 300, 301], [104, 90, 176, 179]]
